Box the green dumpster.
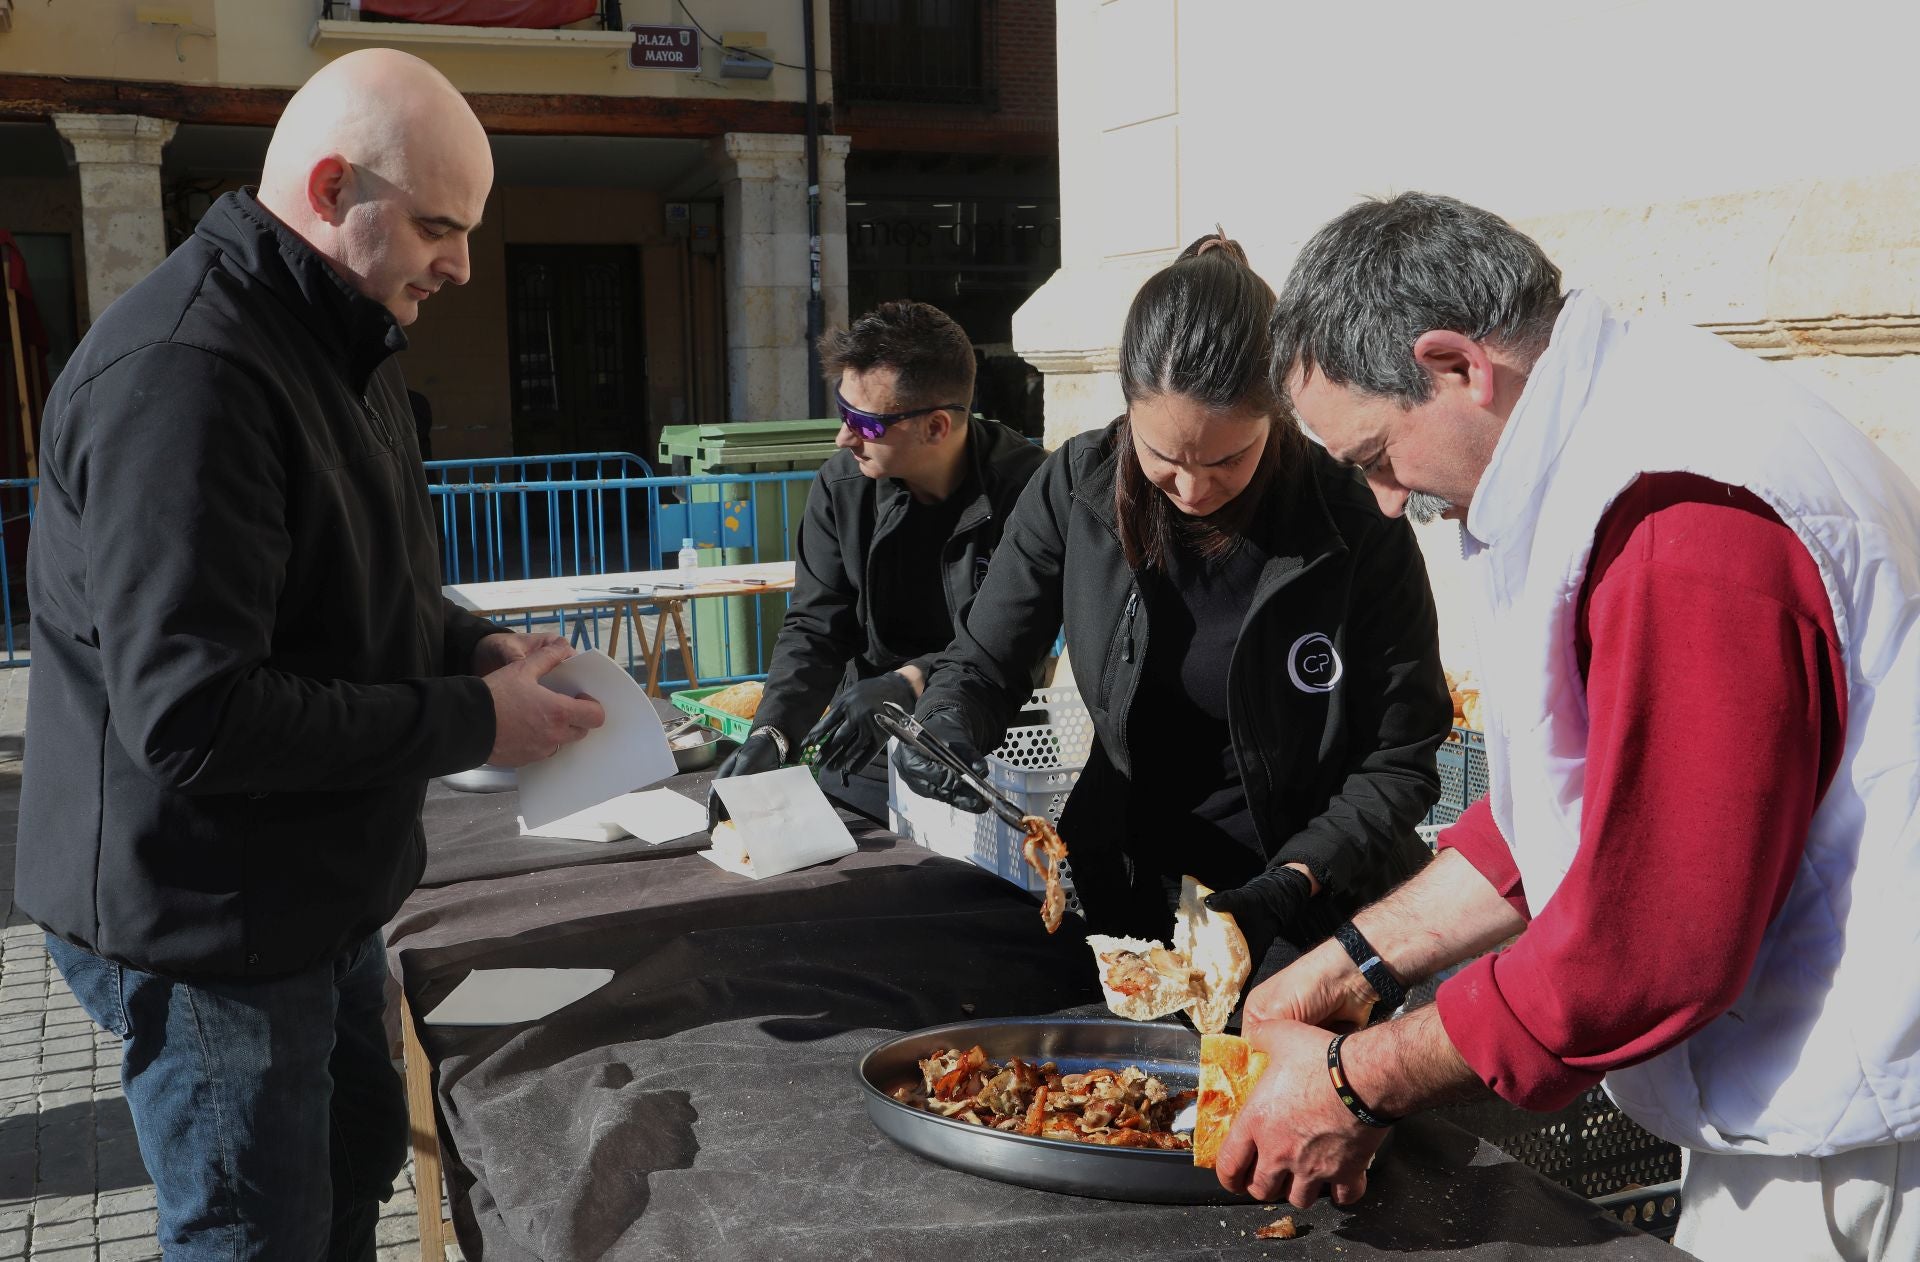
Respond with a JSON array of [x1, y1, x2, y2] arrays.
[[658, 418, 843, 682]]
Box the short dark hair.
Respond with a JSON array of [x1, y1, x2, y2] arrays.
[[818, 300, 976, 412], [1270, 192, 1565, 407], [1115, 231, 1302, 571]]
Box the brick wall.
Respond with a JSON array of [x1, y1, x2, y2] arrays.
[[830, 0, 1057, 154]]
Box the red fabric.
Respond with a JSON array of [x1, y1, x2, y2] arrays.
[[358, 0, 597, 29], [1434, 473, 1846, 1111]]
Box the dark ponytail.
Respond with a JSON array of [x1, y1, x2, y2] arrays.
[[1115, 230, 1301, 571]]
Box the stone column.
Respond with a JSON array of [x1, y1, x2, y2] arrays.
[[52, 114, 178, 328], [709, 132, 850, 421]]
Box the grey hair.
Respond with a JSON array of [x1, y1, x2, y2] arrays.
[[1270, 192, 1565, 407]]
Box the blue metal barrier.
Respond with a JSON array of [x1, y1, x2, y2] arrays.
[[424, 453, 659, 584], [0, 478, 35, 668], [429, 469, 816, 689], [0, 461, 819, 687], [424, 452, 654, 486]]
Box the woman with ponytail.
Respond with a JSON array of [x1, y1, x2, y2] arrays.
[[898, 231, 1451, 988]]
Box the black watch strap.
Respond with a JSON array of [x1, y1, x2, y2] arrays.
[[1333, 922, 1406, 1012]]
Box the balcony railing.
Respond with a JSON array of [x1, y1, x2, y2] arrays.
[[318, 0, 624, 30]]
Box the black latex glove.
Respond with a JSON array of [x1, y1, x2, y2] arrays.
[[707, 728, 785, 832], [802, 672, 919, 775], [890, 710, 991, 813], [1203, 866, 1315, 975]]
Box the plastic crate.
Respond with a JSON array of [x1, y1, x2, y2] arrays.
[[1593, 1180, 1683, 1242], [1432, 1083, 1682, 1239], [888, 687, 1092, 904], [1457, 1085, 1684, 1202], [1423, 726, 1488, 828], [669, 685, 758, 743]]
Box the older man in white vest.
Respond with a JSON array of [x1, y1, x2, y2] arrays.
[[1214, 192, 1920, 1261]]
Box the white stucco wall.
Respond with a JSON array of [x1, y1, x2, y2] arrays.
[[1019, 0, 1920, 665]]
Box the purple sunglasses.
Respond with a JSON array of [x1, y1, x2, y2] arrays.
[[835, 388, 971, 441]]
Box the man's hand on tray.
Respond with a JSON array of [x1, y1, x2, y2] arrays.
[[1241, 937, 1381, 1035], [1213, 1018, 1388, 1209]]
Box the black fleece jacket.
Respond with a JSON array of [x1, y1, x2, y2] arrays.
[[17, 190, 499, 979], [752, 419, 1046, 750], [917, 420, 1451, 939]]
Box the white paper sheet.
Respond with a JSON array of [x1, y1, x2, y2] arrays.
[[518, 789, 708, 844], [422, 967, 615, 1026], [704, 767, 856, 879], [516, 651, 677, 832], [517, 808, 631, 843], [599, 789, 709, 844]]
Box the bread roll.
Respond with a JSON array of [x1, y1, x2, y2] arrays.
[[1084, 877, 1252, 1036], [1178, 878, 1252, 1036], [702, 680, 764, 720], [1086, 935, 1200, 1022]]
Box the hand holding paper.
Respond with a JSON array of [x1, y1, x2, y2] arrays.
[[516, 651, 677, 832], [484, 640, 606, 766]]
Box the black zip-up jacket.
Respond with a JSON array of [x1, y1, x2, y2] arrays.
[[17, 190, 500, 979], [753, 420, 1047, 749], [918, 421, 1451, 938]]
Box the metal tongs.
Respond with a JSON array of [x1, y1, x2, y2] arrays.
[[871, 702, 1027, 830]]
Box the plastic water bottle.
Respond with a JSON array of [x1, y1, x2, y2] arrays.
[[677, 537, 699, 574]]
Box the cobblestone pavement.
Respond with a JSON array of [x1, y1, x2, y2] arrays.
[[0, 667, 458, 1261]]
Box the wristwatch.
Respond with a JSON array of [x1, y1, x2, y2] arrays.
[[1332, 922, 1406, 1013], [749, 726, 790, 761]]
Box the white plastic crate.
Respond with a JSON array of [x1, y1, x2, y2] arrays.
[[888, 687, 1091, 900]]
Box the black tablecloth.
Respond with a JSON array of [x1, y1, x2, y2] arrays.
[[419, 771, 719, 887], [389, 815, 1684, 1262], [420, 698, 720, 888]]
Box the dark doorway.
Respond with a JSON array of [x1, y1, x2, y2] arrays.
[[506, 244, 647, 456]]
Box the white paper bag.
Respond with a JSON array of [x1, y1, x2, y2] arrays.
[[704, 767, 856, 879]]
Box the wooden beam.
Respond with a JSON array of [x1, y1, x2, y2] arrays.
[[399, 994, 452, 1262], [0, 72, 824, 139], [839, 122, 1055, 157]]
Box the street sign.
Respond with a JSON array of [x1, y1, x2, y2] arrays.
[[629, 24, 699, 71]]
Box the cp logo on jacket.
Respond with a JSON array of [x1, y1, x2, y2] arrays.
[[1287, 632, 1343, 694]]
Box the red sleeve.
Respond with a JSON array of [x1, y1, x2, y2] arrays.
[[1435, 474, 1844, 1112], [1436, 797, 1529, 920]]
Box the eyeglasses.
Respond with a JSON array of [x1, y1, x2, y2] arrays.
[[835, 388, 970, 441]]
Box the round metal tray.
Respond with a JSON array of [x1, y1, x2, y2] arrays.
[[857, 1016, 1245, 1204]]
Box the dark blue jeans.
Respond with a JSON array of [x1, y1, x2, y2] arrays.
[[45, 932, 408, 1262]]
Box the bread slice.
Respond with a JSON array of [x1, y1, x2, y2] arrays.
[[1086, 935, 1201, 1022], [1192, 1032, 1269, 1168], [1084, 876, 1253, 1034], [1177, 877, 1252, 1036]]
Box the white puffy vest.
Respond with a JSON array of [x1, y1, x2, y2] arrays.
[[1462, 290, 1920, 1157]]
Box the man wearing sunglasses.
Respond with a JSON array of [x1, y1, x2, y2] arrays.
[[710, 300, 1046, 820]]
